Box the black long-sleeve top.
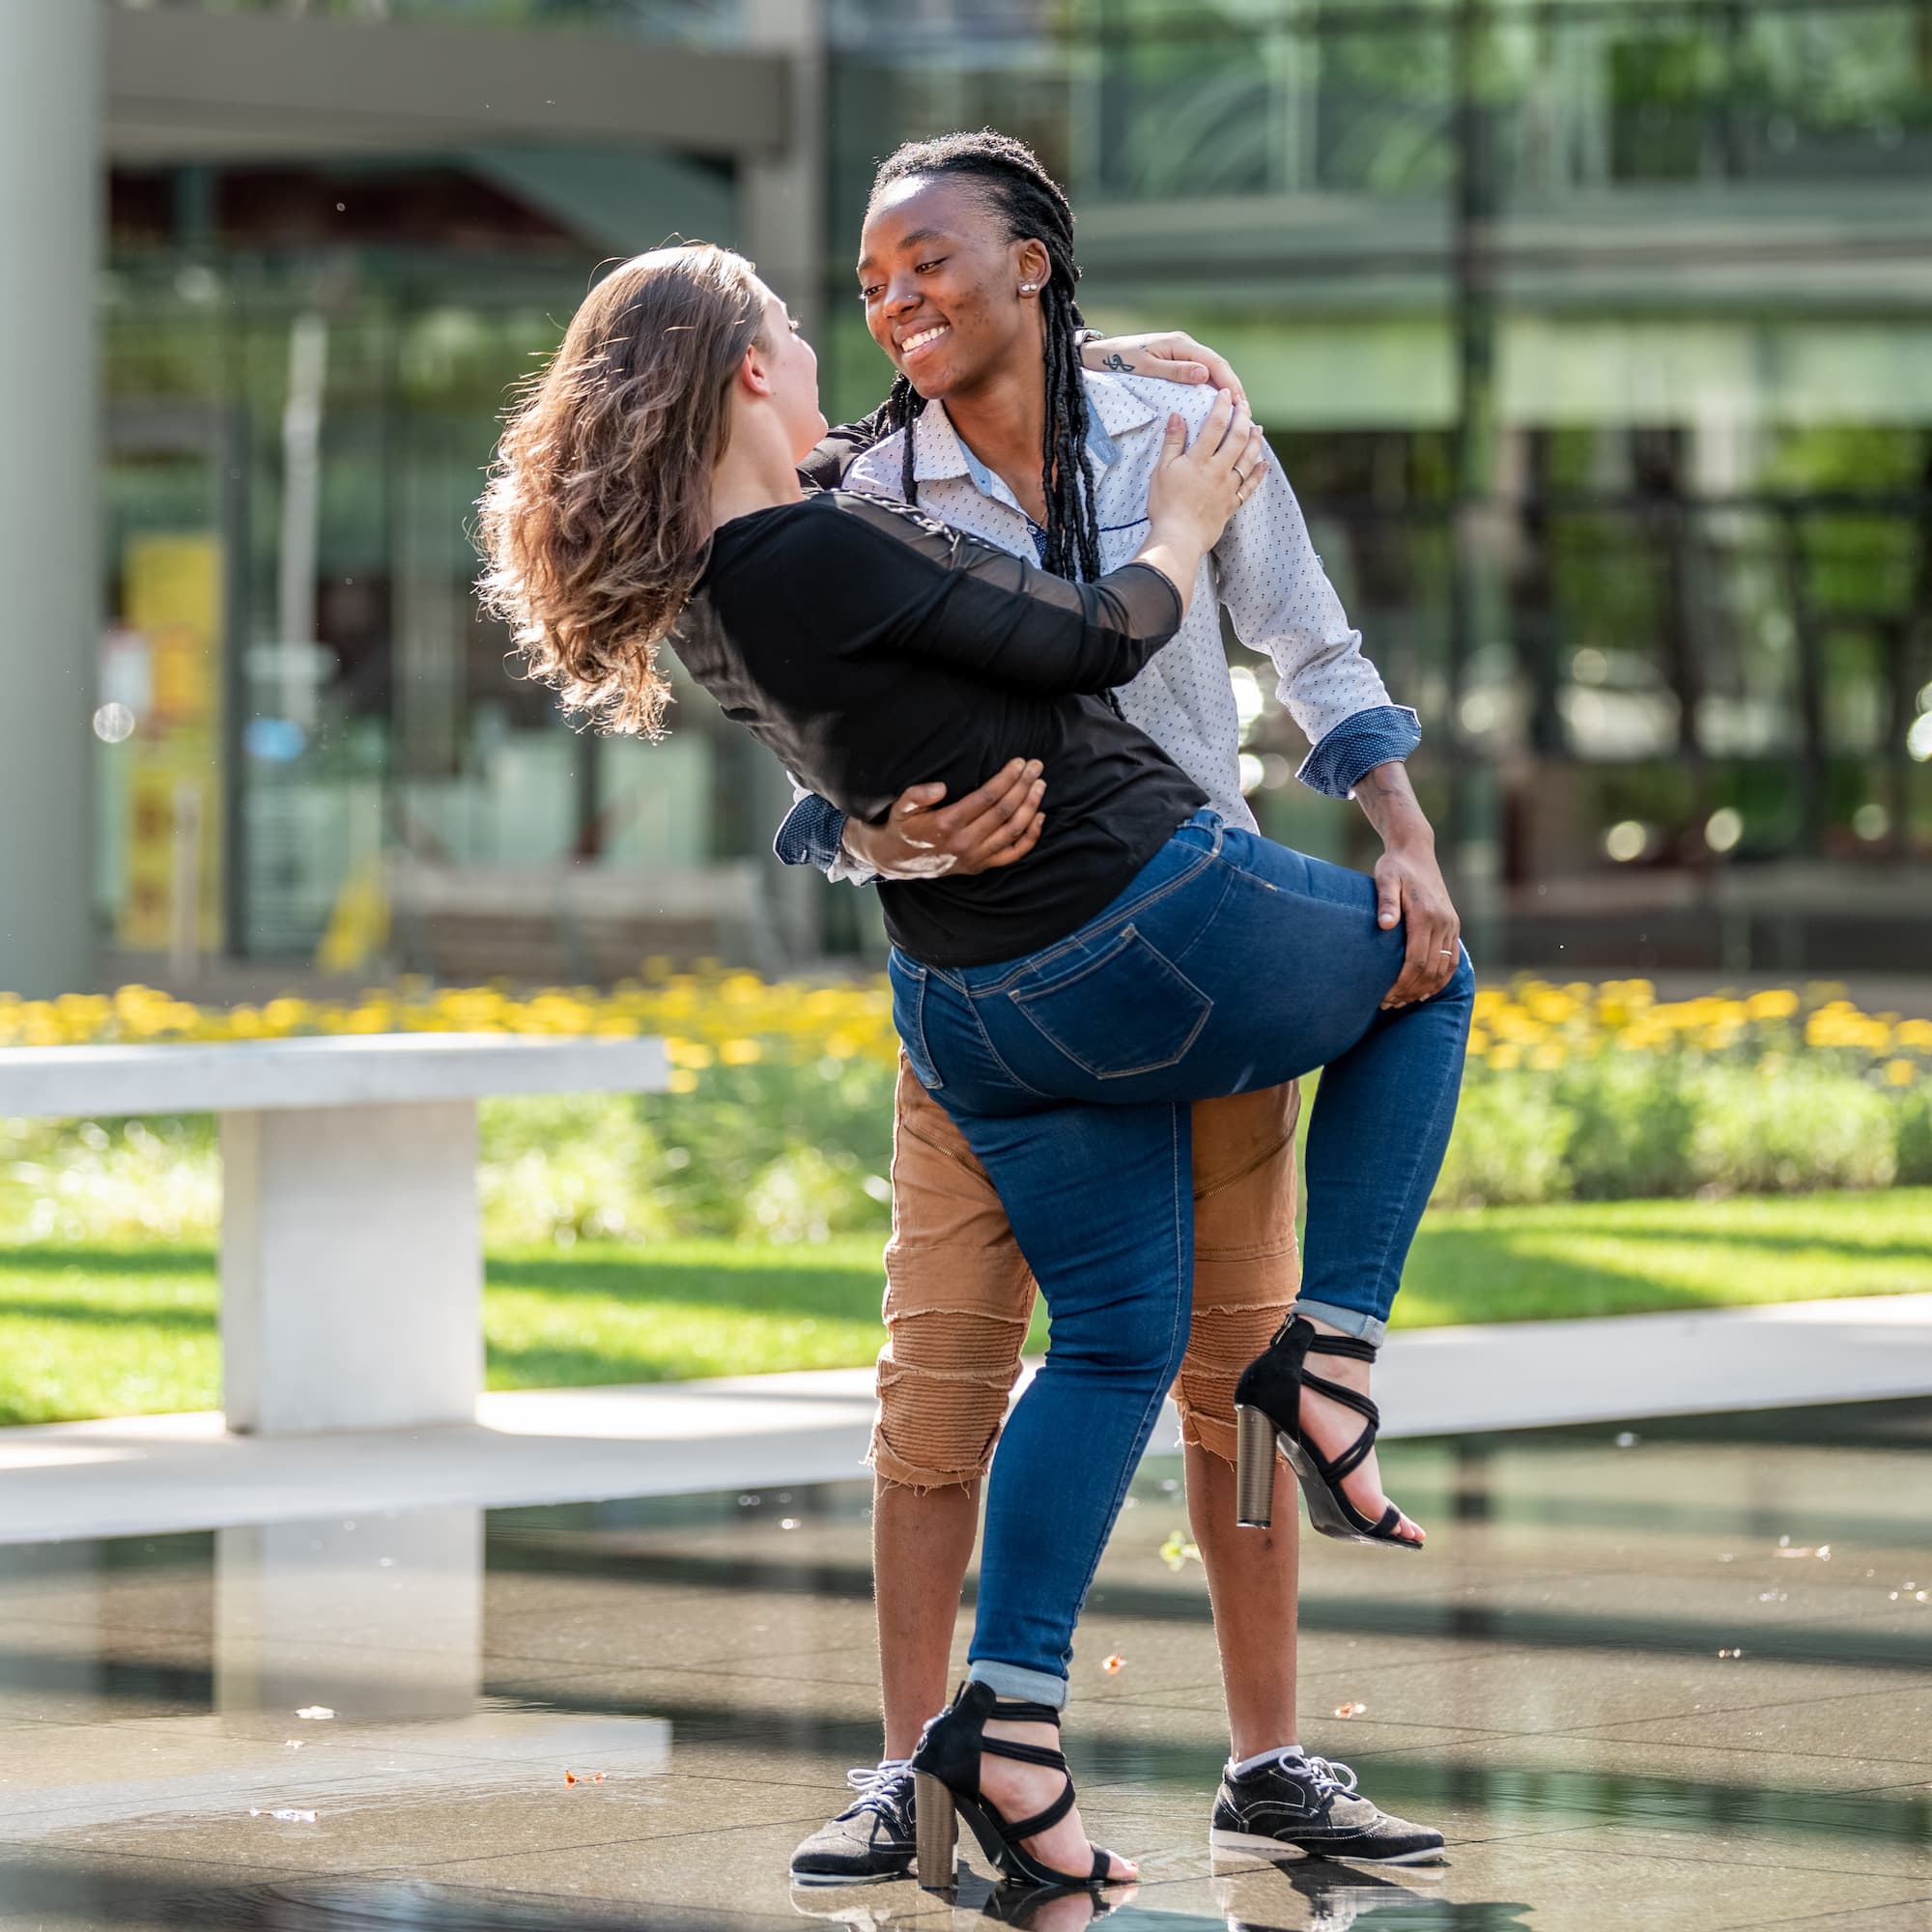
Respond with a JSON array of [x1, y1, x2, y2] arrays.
[[672, 490, 1208, 967]]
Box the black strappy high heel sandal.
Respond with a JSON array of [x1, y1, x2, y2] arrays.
[[910, 1680, 1126, 1890], [1233, 1314, 1422, 1549]]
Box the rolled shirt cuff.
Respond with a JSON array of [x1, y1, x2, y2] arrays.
[[1295, 704, 1422, 800], [774, 793, 848, 871]]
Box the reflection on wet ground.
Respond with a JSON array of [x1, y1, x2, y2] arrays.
[[0, 1402, 1927, 1930]]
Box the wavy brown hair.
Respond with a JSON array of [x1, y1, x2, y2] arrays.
[[476, 242, 768, 736]]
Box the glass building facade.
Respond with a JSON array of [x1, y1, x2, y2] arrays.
[[96, 0, 1932, 979]]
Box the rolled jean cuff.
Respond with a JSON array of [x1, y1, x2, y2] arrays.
[[968, 1659, 1069, 1711], [1292, 1298, 1388, 1348]]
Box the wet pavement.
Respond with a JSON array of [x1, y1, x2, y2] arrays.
[[0, 1402, 1927, 1931]]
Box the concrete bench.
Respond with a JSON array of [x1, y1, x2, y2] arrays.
[[0, 1035, 668, 1435]]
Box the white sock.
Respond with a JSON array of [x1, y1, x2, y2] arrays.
[[1229, 1744, 1307, 1778]]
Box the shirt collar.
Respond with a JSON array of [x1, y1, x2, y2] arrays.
[[910, 368, 1155, 497], [1082, 369, 1160, 450]]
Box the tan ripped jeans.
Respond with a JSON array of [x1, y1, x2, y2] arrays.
[[870, 1056, 1302, 1489]]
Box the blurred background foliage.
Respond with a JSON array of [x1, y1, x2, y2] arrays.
[[4, 974, 1926, 1246]]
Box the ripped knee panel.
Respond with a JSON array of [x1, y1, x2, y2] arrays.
[[1173, 1263, 1300, 1465], [871, 1306, 1029, 1492]]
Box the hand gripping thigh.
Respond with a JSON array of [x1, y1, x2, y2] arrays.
[[871, 1055, 1037, 1492], [1173, 1080, 1303, 1463]]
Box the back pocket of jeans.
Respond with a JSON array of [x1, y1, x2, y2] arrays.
[[1008, 923, 1212, 1080]]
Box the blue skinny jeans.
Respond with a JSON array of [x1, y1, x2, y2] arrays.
[[887, 810, 1473, 1705]]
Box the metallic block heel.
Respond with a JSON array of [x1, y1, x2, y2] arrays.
[[1235, 1404, 1277, 1528], [914, 1770, 956, 1889]]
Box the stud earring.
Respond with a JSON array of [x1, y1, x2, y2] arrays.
[[1019, 282, 1037, 295]]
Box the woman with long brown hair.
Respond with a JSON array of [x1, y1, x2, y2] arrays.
[[480, 243, 1471, 1891]]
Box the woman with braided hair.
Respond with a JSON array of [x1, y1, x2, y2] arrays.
[[771, 132, 1463, 1881]]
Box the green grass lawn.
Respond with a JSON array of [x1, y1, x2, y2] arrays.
[[0, 1190, 1925, 1427]]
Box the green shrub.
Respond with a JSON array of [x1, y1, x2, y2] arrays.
[[1432, 1076, 1573, 1207], [1897, 1090, 1932, 1187], [479, 1094, 671, 1246], [0, 1114, 217, 1242], [636, 1057, 895, 1237], [1555, 1055, 1700, 1200], [1687, 1064, 1898, 1196], [739, 1145, 889, 1243]]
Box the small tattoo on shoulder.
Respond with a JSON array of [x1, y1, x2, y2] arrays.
[[1101, 353, 1132, 372]]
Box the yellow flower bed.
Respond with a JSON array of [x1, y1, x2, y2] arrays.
[[3, 974, 1926, 1220], [5, 975, 1928, 1077], [4, 974, 1923, 1082], [1466, 980, 1929, 1079], [0, 971, 902, 1097]]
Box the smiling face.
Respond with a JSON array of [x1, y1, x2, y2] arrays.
[[857, 175, 1050, 402]]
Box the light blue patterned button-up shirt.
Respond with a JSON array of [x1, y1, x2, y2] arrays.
[[776, 369, 1418, 879]]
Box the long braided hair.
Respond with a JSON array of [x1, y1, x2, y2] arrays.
[[871, 131, 1102, 582]]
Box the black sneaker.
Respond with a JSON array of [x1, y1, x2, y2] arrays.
[[1208, 1753, 1446, 1867], [790, 1761, 929, 1887]]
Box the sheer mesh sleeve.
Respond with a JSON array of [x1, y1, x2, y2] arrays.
[[805, 492, 1183, 695]]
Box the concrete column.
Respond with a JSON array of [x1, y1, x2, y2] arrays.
[[740, 0, 830, 960], [0, 3, 98, 997], [219, 1100, 484, 1435]]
